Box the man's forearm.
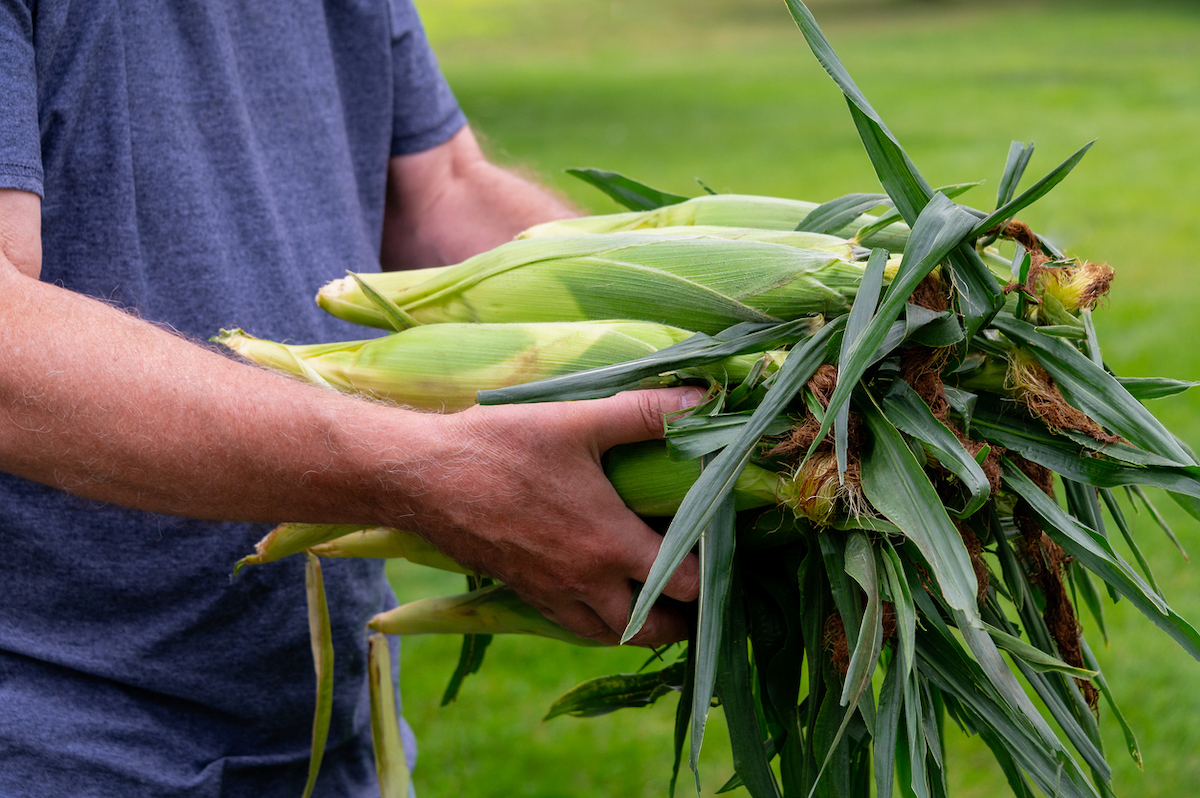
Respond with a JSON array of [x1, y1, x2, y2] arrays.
[[380, 126, 578, 271], [0, 265, 431, 525]]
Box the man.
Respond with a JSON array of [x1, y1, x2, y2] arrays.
[[0, 1, 699, 794]]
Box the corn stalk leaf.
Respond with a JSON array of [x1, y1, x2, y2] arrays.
[[566, 168, 689, 211], [717, 567, 783, 798], [971, 401, 1200, 498], [967, 142, 1095, 240], [874, 654, 904, 798], [302, 553, 335, 798], [809, 193, 980, 455], [983, 603, 1108, 777], [914, 619, 1101, 798], [480, 318, 813, 404], [981, 622, 1097, 679], [1117, 376, 1200, 400], [440, 632, 492, 706], [544, 661, 686, 720], [996, 141, 1036, 209], [810, 533, 884, 797], [1002, 460, 1200, 660], [880, 538, 917, 677], [858, 395, 980, 623], [690, 467, 737, 773], [797, 193, 891, 234], [991, 314, 1196, 465], [623, 318, 845, 642], [785, 0, 1005, 341], [367, 633, 411, 798], [1100, 488, 1160, 592], [670, 644, 697, 798], [1081, 638, 1142, 770], [881, 380, 991, 518], [835, 249, 889, 481], [665, 412, 793, 461]]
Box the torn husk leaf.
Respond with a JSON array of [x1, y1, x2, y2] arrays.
[[368, 633, 410, 798]]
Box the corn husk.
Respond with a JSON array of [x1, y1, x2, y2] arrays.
[[316, 233, 886, 334], [217, 321, 761, 411], [368, 584, 604, 647]]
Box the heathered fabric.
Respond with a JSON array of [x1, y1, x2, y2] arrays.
[[0, 0, 466, 794]]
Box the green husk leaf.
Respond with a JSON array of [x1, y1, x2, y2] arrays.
[[370, 585, 604, 646], [566, 168, 690, 210], [234, 523, 371, 574]]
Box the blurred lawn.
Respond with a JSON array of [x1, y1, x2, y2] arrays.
[[393, 1, 1200, 795]]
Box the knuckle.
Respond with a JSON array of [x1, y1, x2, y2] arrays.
[[632, 391, 665, 439]]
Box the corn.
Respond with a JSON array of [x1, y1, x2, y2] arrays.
[[517, 194, 911, 252], [217, 321, 761, 412], [367, 584, 604, 646], [605, 440, 781, 516], [317, 233, 881, 334]]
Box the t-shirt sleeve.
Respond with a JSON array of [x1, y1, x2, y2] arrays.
[[387, 0, 467, 157], [0, 0, 42, 196]]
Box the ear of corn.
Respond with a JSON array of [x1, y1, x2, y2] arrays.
[[517, 193, 911, 252], [367, 584, 605, 647], [217, 321, 761, 412], [317, 234, 885, 334], [605, 440, 781, 516]]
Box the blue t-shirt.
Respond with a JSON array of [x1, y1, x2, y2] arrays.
[[0, 1, 466, 794]]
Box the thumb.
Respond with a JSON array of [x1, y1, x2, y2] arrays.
[[582, 387, 706, 453]]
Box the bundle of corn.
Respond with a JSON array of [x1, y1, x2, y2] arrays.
[[220, 2, 1200, 796]]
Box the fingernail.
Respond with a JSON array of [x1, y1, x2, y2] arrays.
[[678, 388, 705, 410]]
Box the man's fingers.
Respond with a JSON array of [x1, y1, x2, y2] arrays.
[[538, 599, 620, 646], [626, 522, 701, 605], [583, 387, 706, 452], [589, 579, 690, 648]]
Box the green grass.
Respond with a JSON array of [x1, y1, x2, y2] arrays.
[[392, 1, 1200, 795]]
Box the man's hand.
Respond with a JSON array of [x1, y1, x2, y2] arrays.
[[370, 388, 705, 647]]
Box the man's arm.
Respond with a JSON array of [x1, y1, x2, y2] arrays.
[[0, 189, 696, 646], [380, 126, 578, 270]]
